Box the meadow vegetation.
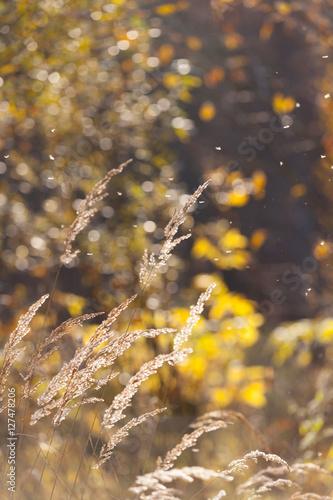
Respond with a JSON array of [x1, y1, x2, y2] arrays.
[[2, 0, 333, 498]]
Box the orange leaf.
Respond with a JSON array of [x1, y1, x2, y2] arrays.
[[199, 101, 216, 121]]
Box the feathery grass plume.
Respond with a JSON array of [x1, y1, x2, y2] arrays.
[[60, 159, 132, 265], [195, 410, 270, 452], [47, 328, 175, 426], [86, 294, 137, 346], [191, 410, 269, 452], [30, 312, 174, 425], [93, 407, 166, 469], [102, 348, 192, 429], [240, 477, 299, 498], [130, 466, 227, 499], [236, 466, 297, 498], [0, 294, 49, 410], [289, 494, 332, 500], [139, 180, 211, 286], [225, 450, 289, 475], [157, 411, 234, 471], [173, 283, 215, 351], [140, 248, 150, 284], [22, 312, 104, 399], [289, 463, 332, 477], [30, 296, 137, 425], [131, 411, 277, 499], [86, 327, 176, 380], [237, 463, 333, 499], [209, 491, 227, 500]]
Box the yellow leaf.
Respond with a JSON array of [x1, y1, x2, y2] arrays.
[[252, 170, 267, 199], [66, 294, 87, 316], [183, 75, 202, 88], [231, 296, 255, 316], [272, 92, 296, 114], [1, 64, 17, 75], [174, 127, 190, 143], [197, 334, 218, 356], [199, 101, 216, 121], [192, 237, 220, 260], [171, 307, 192, 326], [186, 36, 202, 51], [163, 72, 181, 89], [275, 1, 292, 15], [209, 295, 230, 320], [204, 67, 225, 88], [272, 343, 295, 366], [240, 381, 266, 408], [179, 90, 192, 103], [317, 318, 333, 343], [296, 351, 312, 367], [211, 387, 234, 407], [47, 350, 61, 366], [220, 228, 248, 250], [313, 240, 330, 260], [155, 4, 177, 15], [228, 191, 249, 206], [224, 33, 243, 50], [227, 364, 244, 383], [245, 366, 267, 380], [158, 45, 175, 65], [250, 229, 267, 251], [184, 355, 206, 378], [237, 325, 259, 346], [259, 23, 274, 40], [142, 373, 161, 391]]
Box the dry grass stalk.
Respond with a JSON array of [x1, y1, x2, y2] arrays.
[[236, 466, 297, 498], [173, 283, 215, 351], [237, 462, 333, 499], [30, 296, 138, 426], [130, 466, 226, 499], [289, 463, 331, 477], [89, 327, 175, 377], [139, 180, 211, 286], [60, 159, 131, 265], [131, 450, 289, 500], [256, 478, 298, 496], [209, 491, 227, 500], [22, 312, 104, 399], [157, 411, 233, 471], [131, 410, 286, 499], [102, 348, 192, 430], [243, 478, 299, 499], [196, 410, 270, 452], [226, 450, 289, 475], [86, 294, 137, 346], [94, 407, 166, 469], [189, 410, 270, 455], [289, 494, 332, 500], [0, 294, 49, 410], [30, 320, 175, 425]]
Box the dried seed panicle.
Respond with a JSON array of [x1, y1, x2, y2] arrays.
[[0, 294, 49, 410], [94, 408, 166, 469], [139, 180, 211, 286], [61, 159, 131, 265], [173, 283, 215, 351], [22, 312, 104, 399], [102, 348, 191, 429]]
